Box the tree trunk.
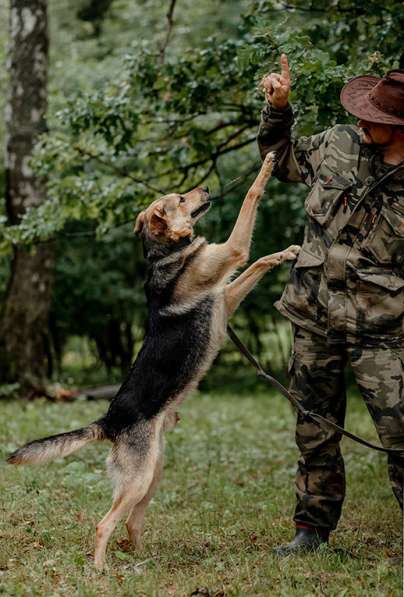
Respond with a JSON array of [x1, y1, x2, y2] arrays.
[[0, 0, 54, 397]]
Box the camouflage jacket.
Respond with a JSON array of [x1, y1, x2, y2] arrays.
[[257, 104, 404, 348]]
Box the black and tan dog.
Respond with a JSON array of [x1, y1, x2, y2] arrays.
[[7, 152, 300, 570]]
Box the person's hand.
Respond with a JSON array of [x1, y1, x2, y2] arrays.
[[260, 54, 291, 109]]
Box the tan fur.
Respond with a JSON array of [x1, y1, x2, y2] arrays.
[[136, 189, 206, 242], [11, 152, 300, 572], [7, 423, 104, 465], [95, 152, 300, 571], [94, 415, 165, 570]]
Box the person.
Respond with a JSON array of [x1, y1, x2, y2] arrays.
[[258, 55, 404, 555]]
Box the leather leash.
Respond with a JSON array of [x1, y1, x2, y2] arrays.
[[227, 325, 404, 456]]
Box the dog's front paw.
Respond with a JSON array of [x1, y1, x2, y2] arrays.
[[258, 253, 283, 268], [282, 245, 301, 261], [261, 151, 276, 176]]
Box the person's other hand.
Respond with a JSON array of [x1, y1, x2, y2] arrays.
[[260, 54, 291, 109]]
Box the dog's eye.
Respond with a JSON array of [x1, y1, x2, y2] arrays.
[[179, 196, 186, 204]]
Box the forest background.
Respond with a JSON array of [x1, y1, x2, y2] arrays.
[[0, 2, 402, 594], [0, 0, 402, 398]]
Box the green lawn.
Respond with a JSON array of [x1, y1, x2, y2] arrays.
[[0, 391, 401, 596]]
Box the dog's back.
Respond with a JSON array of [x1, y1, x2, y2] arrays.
[[102, 235, 226, 438], [7, 234, 224, 464], [7, 154, 297, 569]]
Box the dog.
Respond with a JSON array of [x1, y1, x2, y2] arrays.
[[7, 152, 300, 570]]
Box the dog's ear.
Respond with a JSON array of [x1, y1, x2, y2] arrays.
[[134, 211, 145, 235], [149, 206, 168, 237]]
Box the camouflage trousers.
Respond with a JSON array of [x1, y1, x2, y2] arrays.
[[289, 325, 404, 531]]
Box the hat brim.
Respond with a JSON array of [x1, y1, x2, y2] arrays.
[[340, 75, 404, 125]]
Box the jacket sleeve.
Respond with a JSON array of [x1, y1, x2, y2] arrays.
[[257, 103, 332, 187]]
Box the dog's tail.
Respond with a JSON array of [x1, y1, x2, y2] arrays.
[[7, 421, 106, 465]]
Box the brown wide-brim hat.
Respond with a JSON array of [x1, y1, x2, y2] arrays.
[[340, 70, 404, 125]]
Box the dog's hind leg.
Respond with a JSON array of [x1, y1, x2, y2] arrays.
[[125, 443, 164, 550], [225, 246, 300, 317], [94, 468, 154, 571], [95, 488, 139, 571], [94, 423, 162, 571]]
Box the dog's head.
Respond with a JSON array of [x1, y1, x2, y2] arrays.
[[134, 187, 211, 243]]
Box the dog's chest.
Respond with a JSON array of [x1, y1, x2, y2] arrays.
[[208, 292, 227, 349]]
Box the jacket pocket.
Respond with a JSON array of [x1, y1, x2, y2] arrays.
[[284, 247, 329, 323], [355, 269, 404, 293], [353, 269, 404, 339], [362, 201, 404, 266], [304, 170, 352, 226]]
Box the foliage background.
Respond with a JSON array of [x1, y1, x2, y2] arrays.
[[0, 3, 401, 593], [0, 0, 402, 386]]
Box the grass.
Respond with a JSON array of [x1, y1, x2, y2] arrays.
[[0, 390, 401, 596]]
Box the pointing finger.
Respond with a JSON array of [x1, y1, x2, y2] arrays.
[[280, 53, 290, 81]]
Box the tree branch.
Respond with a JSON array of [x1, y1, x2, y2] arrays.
[[73, 145, 165, 194], [216, 125, 251, 151], [159, 0, 177, 64], [182, 160, 217, 193], [213, 162, 259, 200]]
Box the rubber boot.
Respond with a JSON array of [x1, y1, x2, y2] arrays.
[[273, 525, 329, 557]]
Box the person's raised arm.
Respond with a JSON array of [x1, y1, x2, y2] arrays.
[[257, 54, 330, 186]]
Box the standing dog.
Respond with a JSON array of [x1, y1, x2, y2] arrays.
[[7, 152, 300, 570]]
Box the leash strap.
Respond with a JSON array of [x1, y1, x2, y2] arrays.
[[227, 325, 404, 457]]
